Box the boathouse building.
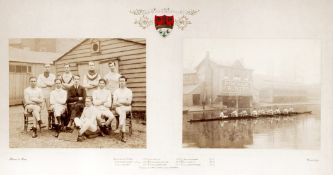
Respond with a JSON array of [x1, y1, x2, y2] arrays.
[[183, 54, 254, 110]]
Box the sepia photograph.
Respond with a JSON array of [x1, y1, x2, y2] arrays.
[[1, 0, 333, 175], [183, 39, 321, 149], [9, 38, 146, 148]]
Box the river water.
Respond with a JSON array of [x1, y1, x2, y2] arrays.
[[183, 108, 320, 149]]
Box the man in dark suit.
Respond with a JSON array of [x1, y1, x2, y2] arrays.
[[66, 75, 86, 130]]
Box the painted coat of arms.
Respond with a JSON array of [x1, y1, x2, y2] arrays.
[[130, 8, 199, 37]]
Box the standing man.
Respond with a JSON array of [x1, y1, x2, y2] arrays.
[[113, 76, 133, 142], [37, 63, 56, 110], [83, 61, 101, 96], [74, 97, 100, 142], [24, 76, 44, 138], [92, 79, 115, 135], [50, 79, 67, 137], [61, 63, 74, 90], [104, 61, 121, 93], [67, 75, 86, 130]]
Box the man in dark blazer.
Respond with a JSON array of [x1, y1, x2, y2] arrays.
[[66, 75, 86, 130]]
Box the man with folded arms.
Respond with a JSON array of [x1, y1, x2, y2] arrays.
[[113, 76, 133, 142], [24, 76, 44, 138], [37, 63, 55, 110], [83, 61, 101, 96], [67, 75, 86, 130], [50, 78, 67, 137], [92, 79, 115, 135], [61, 63, 74, 90]]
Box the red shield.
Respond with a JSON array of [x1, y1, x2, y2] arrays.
[[154, 15, 174, 29]]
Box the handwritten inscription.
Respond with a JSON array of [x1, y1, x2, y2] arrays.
[[9, 157, 27, 161]]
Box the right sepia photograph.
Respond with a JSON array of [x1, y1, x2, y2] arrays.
[[183, 38, 321, 149]]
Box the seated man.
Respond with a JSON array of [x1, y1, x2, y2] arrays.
[[92, 79, 115, 135], [231, 110, 238, 117], [74, 97, 101, 142], [289, 107, 295, 114], [24, 76, 44, 138], [239, 110, 248, 117], [266, 109, 274, 115], [274, 108, 281, 115], [49, 78, 67, 137], [219, 111, 228, 118], [67, 75, 86, 130], [258, 108, 266, 116], [251, 109, 258, 117], [113, 76, 133, 142]]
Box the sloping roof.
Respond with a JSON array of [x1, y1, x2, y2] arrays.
[[9, 47, 61, 64], [184, 83, 203, 94], [120, 38, 146, 45], [184, 68, 196, 74], [54, 38, 146, 62], [53, 39, 88, 62], [195, 57, 252, 71], [231, 60, 246, 69]]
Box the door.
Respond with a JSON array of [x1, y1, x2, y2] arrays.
[[192, 94, 201, 106], [98, 60, 120, 78]]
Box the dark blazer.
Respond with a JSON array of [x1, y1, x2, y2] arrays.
[[67, 85, 86, 104]]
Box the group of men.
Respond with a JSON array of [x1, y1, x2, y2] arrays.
[[23, 61, 132, 142], [219, 107, 295, 118]]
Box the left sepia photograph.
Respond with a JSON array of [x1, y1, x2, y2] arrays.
[[9, 38, 146, 148]]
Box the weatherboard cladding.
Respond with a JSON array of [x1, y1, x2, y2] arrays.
[[54, 38, 146, 112]]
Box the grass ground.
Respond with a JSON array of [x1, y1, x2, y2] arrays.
[[9, 105, 146, 148]]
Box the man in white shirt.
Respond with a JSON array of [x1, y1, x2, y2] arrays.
[[113, 76, 133, 142], [74, 97, 100, 142], [50, 79, 67, 137], [83, 61, 101, 96], [24, 76, 44, 138], [37, 63, 56, 110], [104, 61, 121, 93], [61, 63, 74, 90], [92, 79, 115, 135]]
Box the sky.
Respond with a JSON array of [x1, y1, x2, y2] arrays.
[[183, 39, 321, 84]]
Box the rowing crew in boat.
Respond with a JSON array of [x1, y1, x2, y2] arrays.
[[189, 109, 311, 123], [223, 107, 295, 118], [251, 110, 258, 117]]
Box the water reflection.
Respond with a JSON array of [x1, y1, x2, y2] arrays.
[[183, 111, 320, 149]]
